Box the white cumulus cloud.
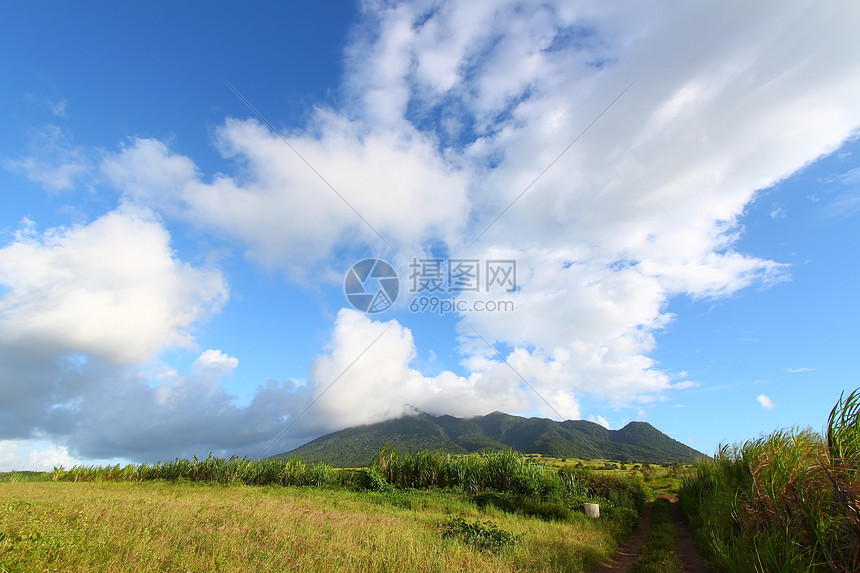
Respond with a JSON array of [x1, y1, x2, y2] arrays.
[[302, 309, 530, 433], [0, 209, 227, 364]]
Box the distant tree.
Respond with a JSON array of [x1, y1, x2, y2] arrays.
[[640, 462, 653, 481]]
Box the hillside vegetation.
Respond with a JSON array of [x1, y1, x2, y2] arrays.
[[277, 411, 703, 467]]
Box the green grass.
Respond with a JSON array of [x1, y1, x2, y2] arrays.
[[49, 449, 648, 533], [1, 480, 624, 572], [679, 388, 860, 572], [0, 471, 51, 483], [11, 448, 657, 571], [631, 498, 680, 573]]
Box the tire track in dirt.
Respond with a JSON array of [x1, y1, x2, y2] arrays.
[[595, 501, 654, 572], [593, 496, 709, 573], [664, 495, 708, 573]]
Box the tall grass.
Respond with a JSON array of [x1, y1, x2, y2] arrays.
[[52, 454, 338, 488], [679, 389, 860, 572], [368, 447, 569, 499], [366, 447, 646, 534], [55, 450, 572, 499]]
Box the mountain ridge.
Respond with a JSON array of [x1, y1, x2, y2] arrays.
[[273, 411, 704, 467]]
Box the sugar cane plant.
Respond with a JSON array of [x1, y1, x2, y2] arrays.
[[679, 388, 860, 572]]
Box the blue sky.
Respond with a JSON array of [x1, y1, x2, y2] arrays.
[[2, 1, 859, 470]]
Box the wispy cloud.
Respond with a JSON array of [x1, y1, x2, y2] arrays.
[[822, 166, 860, 218], [757, 394, 776, 410], [787, 367, 813, 374], [839, 166, 860, 185], [2, 125, 93, 191], [49, 98, 67, 117]]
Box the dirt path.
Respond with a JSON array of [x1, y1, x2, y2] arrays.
[[595, 501, 654, 572], [593, 496, 709, 573], [664, 496, 709, 573]]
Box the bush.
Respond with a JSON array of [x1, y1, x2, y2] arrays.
[[438, 516, 522, 554], [472, 491, 572, 521], [566, 469, 648, 513], [558, 468, 647, 538], [359, 465, 394, 492]]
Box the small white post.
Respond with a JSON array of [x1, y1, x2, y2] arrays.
[[584, 503, 600, 518]]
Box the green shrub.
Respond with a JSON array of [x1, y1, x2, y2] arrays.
[[359, 465, 394, 492], [566, 469, 648, 513], [472, 491, 572, 521], [438, 516, 522, 554]]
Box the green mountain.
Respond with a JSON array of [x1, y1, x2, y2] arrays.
[[273, 412, 704, 467]]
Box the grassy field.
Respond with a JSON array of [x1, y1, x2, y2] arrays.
[[1, 480, 623, 572], [0, 446, 696, 571], [526, 454, 692, 498]]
